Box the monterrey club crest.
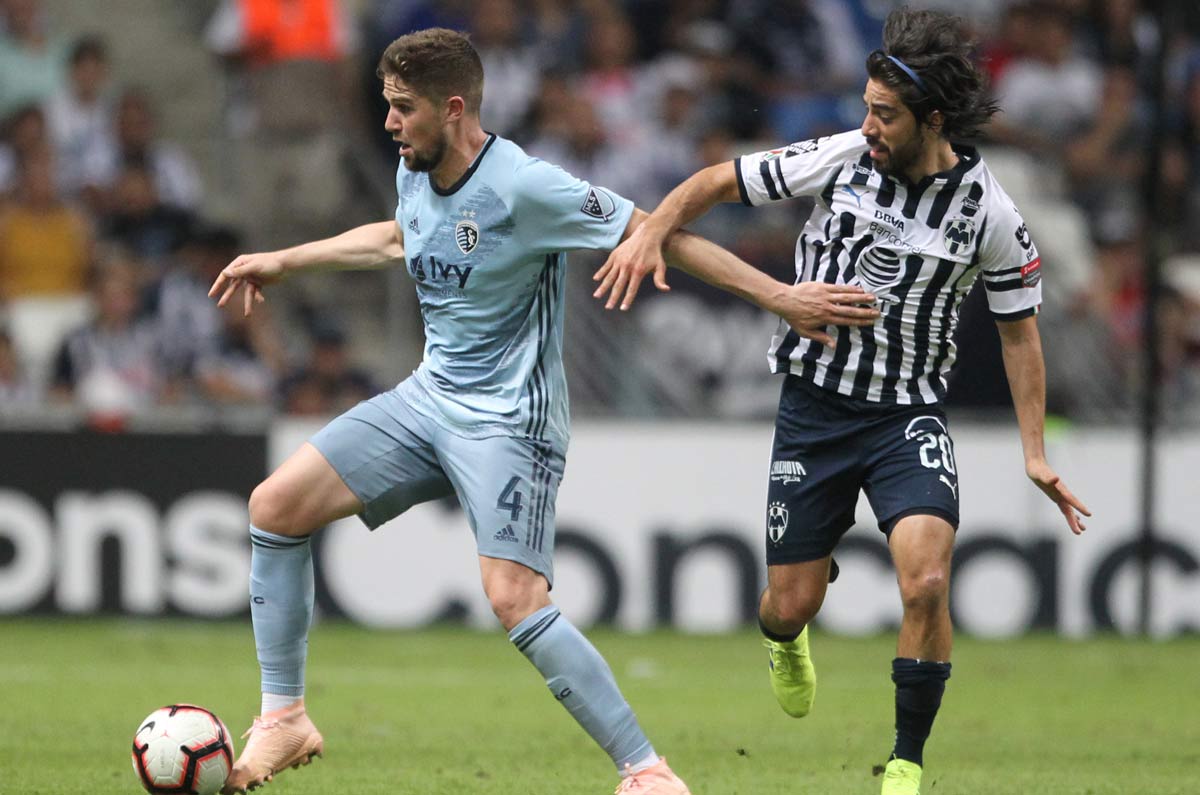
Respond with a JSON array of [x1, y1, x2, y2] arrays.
[[455, 220, 479, 254], [942, 218, 976, 256], [767, 501, 790, 544]]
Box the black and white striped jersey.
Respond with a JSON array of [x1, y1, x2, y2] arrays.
[[734, 130, 1043, 405]]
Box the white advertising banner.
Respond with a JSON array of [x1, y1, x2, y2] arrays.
[[285, 421, 1200, 638]]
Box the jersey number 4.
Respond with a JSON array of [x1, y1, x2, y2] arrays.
[[497, 476, 524, 522]]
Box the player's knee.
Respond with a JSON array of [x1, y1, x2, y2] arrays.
[[248, 480, 304, 537], [899, 569, 949, 614], [767, 588, 823, 628], [485, 578, 547, 630]]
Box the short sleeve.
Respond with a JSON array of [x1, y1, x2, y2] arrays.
[[513, 158, 634, 256], [734, 131, 865, 206], [978, 201, 1043, 321]]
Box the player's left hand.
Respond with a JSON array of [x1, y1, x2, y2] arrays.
[[1026, 458, 1090, 535], [592, 224, 670, 311]]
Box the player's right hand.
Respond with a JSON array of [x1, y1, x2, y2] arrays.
[[208, 253, 288, 316], [593, 225, 670, 311], [779, 282, 881, 346]]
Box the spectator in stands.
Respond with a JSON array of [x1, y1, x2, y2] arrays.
[[0, 0, 70, 119], [0, 102, 46, 197], [0, 326, 38, 405], [194, 290, 286, 406], [991, 1, 1102, 156], [50, 250, 166, 414], [205, 0, 368, 250], [101, 163, 194, 264], [671, 19, 772, 140], [578, 6, 651, 146], [151, 223, 239, 390], [729, 0, 867, 139], [45, 35, 115, 199], [280, 322, 378, 416], [980, 2, 1035, 86], [1063, 63, 1147, 241], [0, 144, 91, 300], [1164, 54, 1200, 250], [82, 88, 203, 212], [469, 0, 539, 138], [526, 92, 658, 209]]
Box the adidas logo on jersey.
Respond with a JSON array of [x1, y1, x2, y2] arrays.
[[408, 216, 419, 234], [493, 524, 519, 543]]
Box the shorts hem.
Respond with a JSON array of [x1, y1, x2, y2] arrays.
[[879, 507, 960, 535], [479, 552, 555, 589]]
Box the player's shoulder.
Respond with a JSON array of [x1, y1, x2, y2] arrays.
[[764, 129, 869, 165], [970, 154, 1023, 217]]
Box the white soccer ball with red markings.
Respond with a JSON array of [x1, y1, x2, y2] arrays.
[[131, 704, 234, 795]]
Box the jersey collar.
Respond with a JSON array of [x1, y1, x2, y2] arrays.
[[882, 142, 980, 189], [431, 132, 497, 197]]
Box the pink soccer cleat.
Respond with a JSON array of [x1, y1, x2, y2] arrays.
[[221, 699, 324, 794], [614, 757, 692, 794]]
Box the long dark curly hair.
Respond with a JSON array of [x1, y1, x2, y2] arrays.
[[865, 8, 1000, 141]]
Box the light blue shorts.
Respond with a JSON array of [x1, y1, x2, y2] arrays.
[[309, 379, 566, 583]]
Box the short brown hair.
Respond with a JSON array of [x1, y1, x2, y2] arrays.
[[377, 28, 484, 115]]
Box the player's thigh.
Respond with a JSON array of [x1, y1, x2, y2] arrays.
[[250, 442, 363, 535], [862, 410, 961, 539], [438, 432, 566, 588], [308, 387, 455, 531], [888, 513, 955, 604], [765, 376, 865, 566]]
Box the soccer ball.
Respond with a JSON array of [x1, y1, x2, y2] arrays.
[[131, 704, 235, 795]]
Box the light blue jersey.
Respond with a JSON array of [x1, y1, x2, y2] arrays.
[[394, 133, 633, 445]]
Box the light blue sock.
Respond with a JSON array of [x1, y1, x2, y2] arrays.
[[248, 525, 313, 699], [509, 606, 655, 771]]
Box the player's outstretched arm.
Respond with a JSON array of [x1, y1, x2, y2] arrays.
[[997, 315, 1092, 534], [209, 220, 405, 316], [594, 162, 740, 310], [661, 223, 879, 346]]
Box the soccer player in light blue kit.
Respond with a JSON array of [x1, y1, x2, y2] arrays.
[[210, 28, 880, 795]]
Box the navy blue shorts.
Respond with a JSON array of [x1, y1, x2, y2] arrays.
[[765, 375, 960, 565]]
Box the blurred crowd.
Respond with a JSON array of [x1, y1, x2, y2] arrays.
[[2, 0, 1200, 425]]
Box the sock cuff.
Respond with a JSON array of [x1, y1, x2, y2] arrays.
[[508, 605, 561, 651], [250, 525, 311, 549], [892, 657, 952, 686], [758, 616, 801, 644]]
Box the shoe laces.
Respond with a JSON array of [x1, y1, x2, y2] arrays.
[[242, 716, 279, 740], [764, 639, 804, 672]]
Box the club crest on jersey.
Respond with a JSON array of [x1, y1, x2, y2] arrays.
[[455, 220, 479, 254], [942, 218, 976, 255], [581, 187, 617, 221], [767, 501, 790, 544]]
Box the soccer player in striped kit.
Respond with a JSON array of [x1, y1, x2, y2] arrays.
[[596, 8, 1091, 794]]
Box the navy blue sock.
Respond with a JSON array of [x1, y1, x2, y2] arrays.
[[891, 658, 951, 766]]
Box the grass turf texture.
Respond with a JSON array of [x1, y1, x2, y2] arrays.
[[1, 619, 1195, 794]]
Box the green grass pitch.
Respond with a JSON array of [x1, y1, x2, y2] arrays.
[[1, 618, 1195, 794]]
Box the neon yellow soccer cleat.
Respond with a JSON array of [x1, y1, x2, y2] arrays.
[[880, 757, 922, 795], [762, 625, 816, 717]]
